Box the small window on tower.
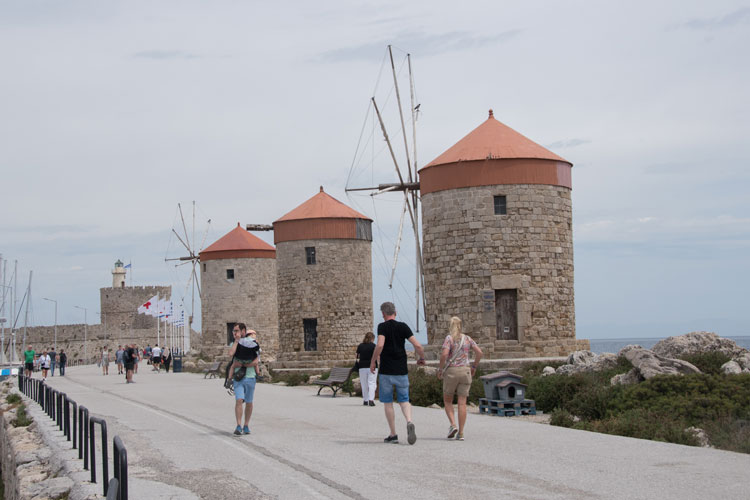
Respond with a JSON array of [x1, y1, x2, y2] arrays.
[[305, 247, 316, 265], [494, 195, 507, 215], [203, 263, 206, 273], [226, 269, 234, 280]]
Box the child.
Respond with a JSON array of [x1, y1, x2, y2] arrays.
[[229, 334, 260, 380]]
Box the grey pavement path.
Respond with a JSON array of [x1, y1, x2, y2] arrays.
[[32, 365, 750, 500]]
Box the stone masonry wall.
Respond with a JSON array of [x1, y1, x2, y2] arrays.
[[421, 184, 588, 357], [200, 257, 279, 358], [276, 239, 372, 360], [100, 285, 171, 332]]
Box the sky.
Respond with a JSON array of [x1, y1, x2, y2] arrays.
[[1, 0, 748, 342]]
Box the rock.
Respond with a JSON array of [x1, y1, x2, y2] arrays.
[[429, 404, 441, 409], [25, 477, 74, 499], [652, 331, 747, 359], [556, 353, 619, 375], [722, 360, 742, 375], [196, 359, 207, 367], [351, 377, 361, 393], [567, 350, 595, 365], [542, 366, 556, 376], [617, 344, 643, 357], [182, 361, 197, 372], [734, 352, 750, 371], [610, 368, 642, 386], [622, 347, 701, 379], [686, 426, 712, 448], [420, 366, 438, 377], [308, 375, 322, 384]]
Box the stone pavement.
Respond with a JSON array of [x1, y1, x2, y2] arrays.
[[34, 365, 750, 499]]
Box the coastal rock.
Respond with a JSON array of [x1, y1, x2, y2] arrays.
[[556, 353, 619, 375], [721, 361, 742, 375], [429, 404, 441, 409], [685, 427, 712, 448], [617, 344, 643, 357], [652, 331, 747, 359], [622, 347, 701, 379], [542, 366, 556, 376], [610, 368, 642, 386], [734, 352, 750, 371]]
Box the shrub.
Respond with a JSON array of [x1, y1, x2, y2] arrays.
[[703, 417, 750, 453], [678, 352, 731, 375], [578, 409, 699, 446], [408, 369, 443, 407], [273, 372, 309, 386], [11, 403, 32, 427], [550, 408, 576, 428], [6, 393, 21, 404]]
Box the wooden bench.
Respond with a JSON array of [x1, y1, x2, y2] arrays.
[[313, 367, 354, 397], [203, 362, 222, 379]]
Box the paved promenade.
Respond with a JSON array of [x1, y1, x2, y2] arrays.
[[31, 365, 750, 499]]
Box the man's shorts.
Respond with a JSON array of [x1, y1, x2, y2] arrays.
[[233, 377, 256, 403], [378, 374, 409, 403], [124, 362, 134, 371], [152, 356, 161, 364], [443, 366, 472, 397], [25, 362, 33, 372]]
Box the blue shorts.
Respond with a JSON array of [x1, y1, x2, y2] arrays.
[[378, 374, 409, 403], [233, 377, 256, 403]]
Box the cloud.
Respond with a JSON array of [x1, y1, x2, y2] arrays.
[[317, 29, 522, 62], [680, 7, 750, 30], [70, 265, 84, 271], [0, 224, 93, 234], [545, 138, 591, 150], [132, 50, 200, 60]]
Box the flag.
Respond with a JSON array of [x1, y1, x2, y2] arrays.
[[124, 263, 131, 269], [137, 294, 159, 315]]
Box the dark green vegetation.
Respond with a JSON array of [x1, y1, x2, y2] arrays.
[[6, 393, 22, 404], [11, 402, 33, 427], [523, 352, 750, 453], [270, 370, 310, 387]]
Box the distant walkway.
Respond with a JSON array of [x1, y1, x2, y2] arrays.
[[36, 365, 750, 499]]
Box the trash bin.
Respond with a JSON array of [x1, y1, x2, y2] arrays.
[[172, 354, 183, 373]]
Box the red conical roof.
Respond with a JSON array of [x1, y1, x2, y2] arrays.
[[422, 110, 570, 169], [200, 223, 275, 261], [274, 187, 371, 223]]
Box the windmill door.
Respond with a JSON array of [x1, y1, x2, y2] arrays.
[[303, 318, 318, 351], [495, 289, 518, 340]]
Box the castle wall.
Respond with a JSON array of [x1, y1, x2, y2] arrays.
[[421, 184, 588, 357], [100, 285, 171, 333], [200, 257, 279, 357], [276, 239, 372, 360]]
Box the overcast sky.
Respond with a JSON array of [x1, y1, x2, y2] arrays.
[[1, 1, 748, 342]]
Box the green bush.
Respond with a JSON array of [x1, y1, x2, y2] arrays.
[[703, 417, 750, 454], [11, 403, 32, 427], [273, 372, 309, 386], [678, 352, 731, 375], [408, 369, 443, 407], [549, 408, 576, 428], [577, 409, 699, 446], [6, 393, 21, 404]]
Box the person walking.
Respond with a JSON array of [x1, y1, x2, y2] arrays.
[[356, 332, 378, 406], [115, 345, 124, 375], [49, 347, 57, 376], [370, 301, 425, 445], [438, 317, 483, 441], [124, 344, 136, 383], [59, 350, 67, 376], [101, 347, 110, 375], [39, 350, 52, 381], [23, 345, 35, 377], [228, 323, 259, 435], [152, 344, 162, 372]]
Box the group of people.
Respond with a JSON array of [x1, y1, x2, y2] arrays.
[[23, 345, 67, 380], [230, 301, 483, 444]]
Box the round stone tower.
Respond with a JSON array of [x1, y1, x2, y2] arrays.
[[419, 110, 589, 357], [112, 259, 126, 288], [274, 187, 373, 360], [199, 223, 279, 358]]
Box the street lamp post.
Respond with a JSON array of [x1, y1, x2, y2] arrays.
[[74, 305, 87, 363], [42, 298, 58, 351]]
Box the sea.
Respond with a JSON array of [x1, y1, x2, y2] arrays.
[[587, 336, 750, 354]]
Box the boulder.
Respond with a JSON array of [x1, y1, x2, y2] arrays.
[[610, 368, 642, 386], [734, 352, 750, 371], [652, 331, 747, 359], [182, 361, 197, 372], [617, 344, 643, 357], [308, 374, 322, 384], [721, 360, 742, 375], [542, 366, 556, 376], [352, 377, 361, 393], [556, 353, 619, 375], [685, 426, 712, 448], [622, 347, 701, 379], [420, 366, 438, 377]]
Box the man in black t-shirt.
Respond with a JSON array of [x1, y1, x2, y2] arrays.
[[370, 301, 425, 445]]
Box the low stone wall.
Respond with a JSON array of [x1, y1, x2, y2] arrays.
[[0, 380, 73, 500]]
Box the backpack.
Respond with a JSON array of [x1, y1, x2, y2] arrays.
[[123, 348, 133, 364]]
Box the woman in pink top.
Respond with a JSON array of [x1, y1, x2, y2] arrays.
[[437, 317, 483, 440]]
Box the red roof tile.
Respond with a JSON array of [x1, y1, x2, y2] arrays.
[[422, 110, 570, 169], [200, 223, 275, 258], [274, 187, 371, 223]]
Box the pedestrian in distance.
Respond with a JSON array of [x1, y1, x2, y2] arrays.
[[59, 350, 67, 376], [23, 345, 35, 378], [371, 301, 425, 445], [101, 347, 110, 375], [356, 332, 378, 406], [152, 344, 162, 372], [49, 347, 57, 376], [124, 344, 136, 383], [228, 323, 259, 436], [163, 349, 172, 373], [115, 345, 124, 374], [39, 350, 51, 381], [133, 346, 140, 373], [438, 317, 483, 441]]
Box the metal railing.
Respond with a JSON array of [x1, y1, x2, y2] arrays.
[[16, 374, 128, 499]]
